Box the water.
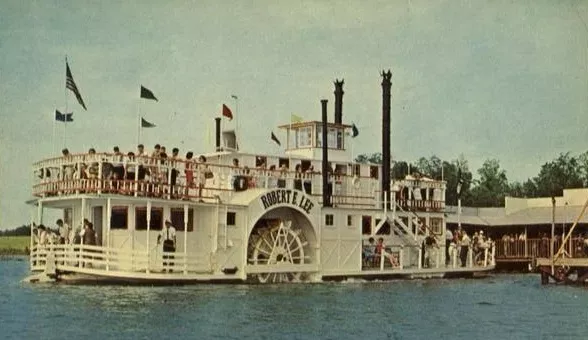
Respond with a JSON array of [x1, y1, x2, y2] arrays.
[[1, 259, 587, 340]]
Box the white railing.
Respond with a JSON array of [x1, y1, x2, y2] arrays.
[[30, 244, 212, 275]]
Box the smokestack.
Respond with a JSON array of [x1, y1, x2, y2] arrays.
[[321, 99, 332, 207], [215, 117, 221, 151], [381, 70, 392, 208], [334, 79, 344, 124]]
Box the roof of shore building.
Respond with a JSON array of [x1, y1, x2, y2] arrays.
[[445, 188, 588, 226]]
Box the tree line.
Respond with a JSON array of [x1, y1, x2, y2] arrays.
[[355, 151, 588, 207]]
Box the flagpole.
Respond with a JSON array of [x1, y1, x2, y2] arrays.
[[137, 99, 141, 146], [52, 111, 56, 155], [64, 56, 68, 149], [232, 95, 239, 146]]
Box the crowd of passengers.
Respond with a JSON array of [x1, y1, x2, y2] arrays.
[[38, 144, 347, 199], [32, 218, 98, 247], [361, 225, 495, 270]]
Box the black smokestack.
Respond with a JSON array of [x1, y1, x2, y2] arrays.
[[381, 70, 392, 208], [215, 117, 221, 151], [321, 99, 332, 207], [334, 79, 344, 124]]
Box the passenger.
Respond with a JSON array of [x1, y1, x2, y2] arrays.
[[87, 148, 99, 179], [255, 161, 267, 188], [294, 164, 302, 191], [184, 151, 194, 190], [157, 220, 177, 272], [445, 228, 453, 265], [170, 148, 180, 188], [460, 232, 471, 267], [197, 155, 210, 201], [583, 233, 588, 257], [363, 237, 376, 266], [267, 165, 278, 188], [126, 152, 136, 180], [112, 146, 125, 180], [137, 144, 147, 180], [38, 225, 48, 245], [375, 237, 397, 267], [277, 164, 288, 188], [56, 219, 70, 244]]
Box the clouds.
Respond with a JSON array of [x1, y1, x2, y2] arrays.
[[1, 0, 587, 228]]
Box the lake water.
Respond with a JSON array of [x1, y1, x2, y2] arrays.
[[1, 259, 587, 340]]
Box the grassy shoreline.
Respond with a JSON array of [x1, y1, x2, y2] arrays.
[[0, 236, 29, 256]]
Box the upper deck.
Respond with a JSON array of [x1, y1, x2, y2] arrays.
[[32, 151, 447, 211]]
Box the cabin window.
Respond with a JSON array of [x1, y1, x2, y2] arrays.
[[110, 206, 128, 229], [278, 158, 289, 170], [170, 208, 194, 232], [316, 127, 339, 148], [325, 214, 334, 226], [227, 212, 236, 226], [336, 130, 343, 149], [430, 217, 443, 235], [351, 164, 360, 177], [327, 128, 337, 148], [63, 207, 73, 227], [362, 215, 372, 235], [298, 126, 312, 147], [135, 207, 163, 230], [370, 166, 379, 179], [347, 215, 353, 226], [255, 156, 267, 167]]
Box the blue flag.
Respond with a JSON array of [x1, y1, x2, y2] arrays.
[[55, 110, 73, 122]]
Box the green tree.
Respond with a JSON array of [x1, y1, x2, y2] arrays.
[[467, 159, 509, 207], [533, 152, 584, 197]]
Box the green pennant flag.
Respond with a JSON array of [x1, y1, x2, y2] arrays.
[[141, 117, 156, 128]]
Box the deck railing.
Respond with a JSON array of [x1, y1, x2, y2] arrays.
[[30, 243, 212, 275], [494, 238, 586, 260], [32, 152, 445, 210]]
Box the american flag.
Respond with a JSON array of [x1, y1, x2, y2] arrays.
[[66, 61, 87, 110]]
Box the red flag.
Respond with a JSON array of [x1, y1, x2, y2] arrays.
[[222, 104, 233, 120]]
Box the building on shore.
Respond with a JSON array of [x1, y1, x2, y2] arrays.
[[446, 188, 588, 270]]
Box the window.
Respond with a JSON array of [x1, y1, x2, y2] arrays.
[[370, 166, 379, 179], [347, 215, 353, 226], [255, 156, 267, 167], [278, 158, 289, 170], [170, 208, 194, 231], [297, 126, 312, 147], [135, 207, 163, 230], [327, 128, 337, 148], [351, 164, 360, 177], [325, 214, 334, 226], [227, 212, 236, 226], [430, 217, 443, 235], [316, 126, 339, 148], [110, 206, 128, 229], [362, 215, 372, 235]]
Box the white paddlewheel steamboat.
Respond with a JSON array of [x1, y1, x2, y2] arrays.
[[26, 73, 495, 284]]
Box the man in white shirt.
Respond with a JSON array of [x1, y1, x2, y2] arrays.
[[157, 220, 177, 272], [57, 219, 70, 244]]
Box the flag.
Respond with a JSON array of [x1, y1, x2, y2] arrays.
[[55, 110, 73, 122], [222, 104, 233, 120], [271, 131, 281, 146], [231, 94, 238, 99], [66, 61, 87, 110], [291, 113, 303, 123], [141, 117, 156, 128], [351, 123, 359, 138], [140, 85, 158, 101]]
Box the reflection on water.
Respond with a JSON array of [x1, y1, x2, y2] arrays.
[[2, 260, 588, 340]]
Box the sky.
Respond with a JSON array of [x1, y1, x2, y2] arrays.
[[1, 0, 587, 229]]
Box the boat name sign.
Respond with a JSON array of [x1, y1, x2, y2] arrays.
[[260, 189, 314, 214]]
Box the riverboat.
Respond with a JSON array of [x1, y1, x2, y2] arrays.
[[26, 72, 495, 284]]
